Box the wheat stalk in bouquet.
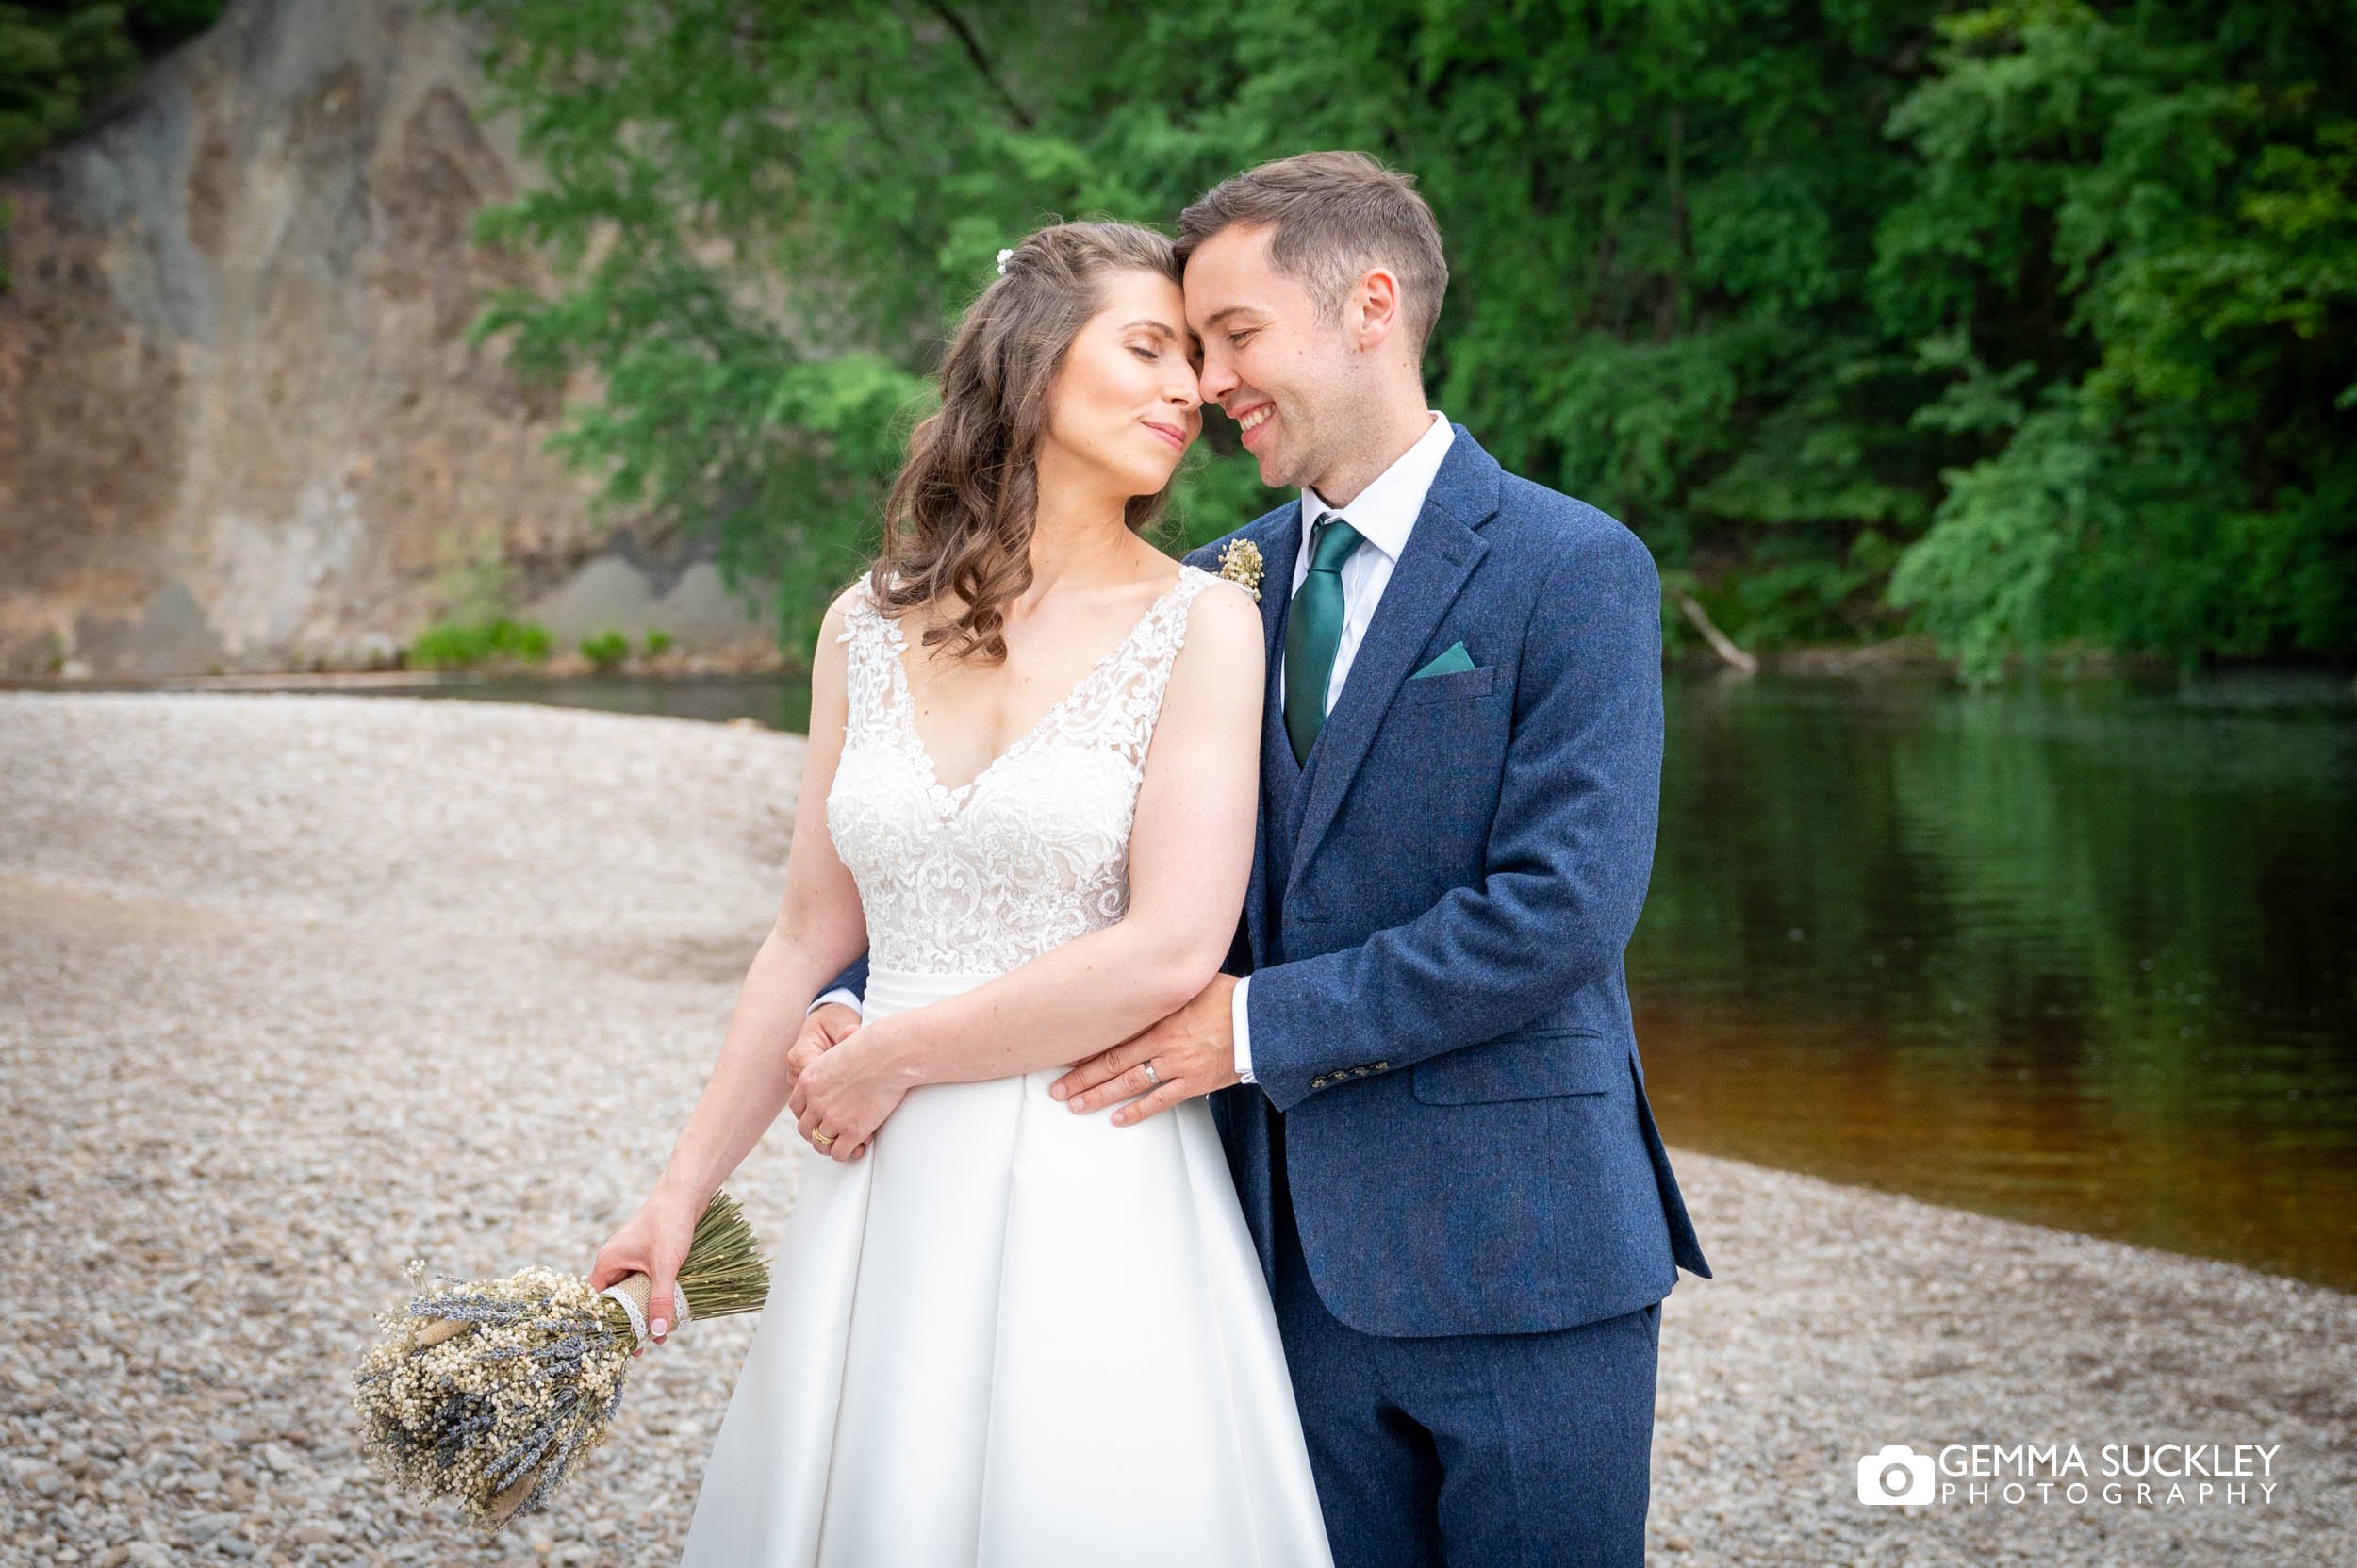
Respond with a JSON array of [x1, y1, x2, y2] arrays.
[[351, 1188, 770, 1533]]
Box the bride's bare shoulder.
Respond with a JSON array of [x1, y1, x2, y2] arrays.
[[824, 569, 914, 635], [1172, 567, 1266, 677], [812, 573, 892, 679]]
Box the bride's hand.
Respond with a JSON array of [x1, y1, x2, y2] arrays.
[[587, 1191, 700, 1358], [785, 1000, 863, 1095], [787, 1017, 914, 1163]]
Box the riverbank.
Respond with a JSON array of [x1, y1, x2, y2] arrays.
[[2, 691, 2349, 1566], [15, 632, 2351, 691]]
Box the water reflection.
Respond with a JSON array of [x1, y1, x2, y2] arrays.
[[330, 671, 816, 734], [1635, 669, 2357, 1290]]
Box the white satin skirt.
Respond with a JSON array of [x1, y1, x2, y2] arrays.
[[675, 968, 1336, 1567]]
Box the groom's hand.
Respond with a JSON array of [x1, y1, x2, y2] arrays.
[[1051, 973, 1240, 1126]]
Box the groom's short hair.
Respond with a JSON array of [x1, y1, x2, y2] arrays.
[[1175, 150, 1449, 359]]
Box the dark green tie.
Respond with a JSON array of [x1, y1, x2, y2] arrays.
[[1285, 512, 1363, 765]]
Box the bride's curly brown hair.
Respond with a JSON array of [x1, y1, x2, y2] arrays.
[[865, 221, 1185, 665]]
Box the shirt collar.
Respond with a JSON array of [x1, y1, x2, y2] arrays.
[[1300, 409, 1455, 564]]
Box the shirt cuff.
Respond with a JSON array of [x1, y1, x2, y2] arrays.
[[1231, 974, 1255, 1084], [811, 987, 865, 1020]]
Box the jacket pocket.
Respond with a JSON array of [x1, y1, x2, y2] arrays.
[[1411, 1029, 1620, 1104], [1392, 664, 1495, 707]]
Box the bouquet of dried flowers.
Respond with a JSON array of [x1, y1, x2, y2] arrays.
[[351, 1189, 770, 1533]]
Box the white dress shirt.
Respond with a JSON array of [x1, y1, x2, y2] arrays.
[[817, 411, 1458, 1097], [1228, 409, 1455, 1083]]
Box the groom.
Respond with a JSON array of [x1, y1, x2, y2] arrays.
[[809, 151, 1711, 1565]]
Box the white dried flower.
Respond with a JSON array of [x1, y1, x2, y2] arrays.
[[1216, 538, 1265, 602]]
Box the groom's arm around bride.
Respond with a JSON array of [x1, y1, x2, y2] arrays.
[[1066, 484, 1714, 1334]]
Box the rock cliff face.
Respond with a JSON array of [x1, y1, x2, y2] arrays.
[[0, 0, 770, 677]]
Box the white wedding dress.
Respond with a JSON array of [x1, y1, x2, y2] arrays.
[[676, 563, 1336, 1567]]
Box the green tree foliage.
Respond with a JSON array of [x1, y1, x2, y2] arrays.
[[433, 0, 2351, 674], [1878, 0, 2356, 678]]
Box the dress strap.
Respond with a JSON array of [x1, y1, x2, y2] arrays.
[[1088, 566, 1226, 774], [834, 572, 897, 745]]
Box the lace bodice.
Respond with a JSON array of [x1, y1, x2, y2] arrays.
[[825, 563, 1232, 976]]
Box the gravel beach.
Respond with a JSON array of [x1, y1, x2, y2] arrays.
[[4, 691, 2350, 1567]]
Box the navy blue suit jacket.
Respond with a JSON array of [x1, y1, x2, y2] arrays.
[[817, 424, 1710, 1338]]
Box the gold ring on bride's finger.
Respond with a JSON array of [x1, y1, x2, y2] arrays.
[[812, 1131, 835, 1148]]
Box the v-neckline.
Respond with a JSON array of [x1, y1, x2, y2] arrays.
[[880, 569, 1192, 817]]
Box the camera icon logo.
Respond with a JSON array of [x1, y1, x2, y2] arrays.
[[1856, 1444, 1936, 1506]]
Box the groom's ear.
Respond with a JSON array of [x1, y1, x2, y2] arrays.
[[1348, 266, 1406, 353]]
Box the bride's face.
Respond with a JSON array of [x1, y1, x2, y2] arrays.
[[1038, 271, 1204, 498]]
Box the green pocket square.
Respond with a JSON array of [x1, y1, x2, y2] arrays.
[[1409, 640, 1475, 679]]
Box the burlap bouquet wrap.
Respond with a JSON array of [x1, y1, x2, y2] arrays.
[[592, 1271, 694, 1348]]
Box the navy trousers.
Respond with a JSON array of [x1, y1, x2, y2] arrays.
[[1268, 1110, 1662, 1568]]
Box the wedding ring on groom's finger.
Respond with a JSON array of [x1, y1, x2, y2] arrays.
[[1142, 1059, 1162, 1087]]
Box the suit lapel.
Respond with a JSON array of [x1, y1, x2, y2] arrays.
[[1242, 501, 1303, 967], [1287, 430, 1501, 890]]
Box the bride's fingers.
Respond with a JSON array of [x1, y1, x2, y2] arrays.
[[797, 1092, 853, 1157], [820, 1103, 892, 1162]]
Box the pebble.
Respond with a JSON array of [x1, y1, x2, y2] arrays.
[[1, 691, 2350, 1564]]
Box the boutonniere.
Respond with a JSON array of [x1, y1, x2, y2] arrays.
[[1215, 538, 1264, 602]]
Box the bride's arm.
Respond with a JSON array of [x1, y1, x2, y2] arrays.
[[650, 586, 872, 1213], [795, 580, 1262, 1125]]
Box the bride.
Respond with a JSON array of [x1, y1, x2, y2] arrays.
[[589, 220, 1336, 1566]]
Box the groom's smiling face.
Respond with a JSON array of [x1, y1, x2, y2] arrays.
[[1183, 223, 1360, 493]]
